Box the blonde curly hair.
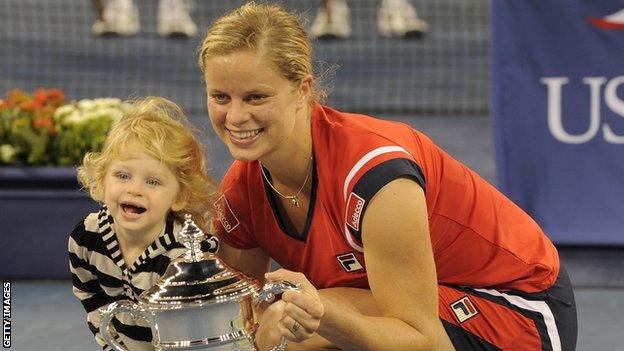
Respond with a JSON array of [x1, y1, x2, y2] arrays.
[[77, 96, 218, 231]]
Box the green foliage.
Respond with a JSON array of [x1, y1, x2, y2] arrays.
[[0, 89, 126, 166]]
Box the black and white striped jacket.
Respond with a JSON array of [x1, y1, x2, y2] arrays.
[[68, 207, 217, 350]]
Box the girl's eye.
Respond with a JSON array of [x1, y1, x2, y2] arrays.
[[146, 178, 161, 187], [115, 172, 129, 180]]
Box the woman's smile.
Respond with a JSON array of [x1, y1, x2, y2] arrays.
[[227, 127, 264, 147], [204, 50, 309, 161]]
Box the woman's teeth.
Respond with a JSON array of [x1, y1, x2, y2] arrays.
[[229, 129, 261, 139]]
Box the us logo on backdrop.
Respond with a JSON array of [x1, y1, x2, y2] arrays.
[[492, 1, 624, 245]]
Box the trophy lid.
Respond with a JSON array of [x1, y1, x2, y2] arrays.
[[139, 214, 259, 308]]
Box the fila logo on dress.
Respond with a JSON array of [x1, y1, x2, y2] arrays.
[[451, 296, 479, 323], [336, 252, 364, 272]]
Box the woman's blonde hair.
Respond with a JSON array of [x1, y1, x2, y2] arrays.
[[77, 96, 218, 231], [198, 1, 327, 102]]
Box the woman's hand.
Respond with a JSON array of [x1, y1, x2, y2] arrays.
[[264, 269, 325, 344], [254, 299, 287, 351]]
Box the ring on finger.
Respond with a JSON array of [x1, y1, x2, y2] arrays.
[[290, 321, 301, 334]]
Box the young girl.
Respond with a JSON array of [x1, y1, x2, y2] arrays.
[[68, 96, 218, 350]]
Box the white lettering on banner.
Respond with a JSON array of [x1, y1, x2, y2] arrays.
[[603, 76, 624, 143], [541, 76, 624, 144]]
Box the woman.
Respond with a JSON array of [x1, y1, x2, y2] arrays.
[[198, 2, 577, 350]]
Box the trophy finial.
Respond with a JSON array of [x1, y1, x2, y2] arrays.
[[179, 214, 205, 262]]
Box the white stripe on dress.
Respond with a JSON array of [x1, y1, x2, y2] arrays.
[[342, 146, 413, 252], [474, 288, 561, 351]]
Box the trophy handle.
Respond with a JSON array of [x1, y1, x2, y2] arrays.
[[99, 300, 149, 351], [256, 280, 302, 351]]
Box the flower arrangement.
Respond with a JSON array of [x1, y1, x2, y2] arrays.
[[0, 88, 65, 165], [0, 89, 127, 166], [53, 97, 128, 166]]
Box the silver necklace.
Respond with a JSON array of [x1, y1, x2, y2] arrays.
[[260, 156, 313, 207]]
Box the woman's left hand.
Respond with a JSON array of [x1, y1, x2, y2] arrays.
[[264, 269, 325, 344]]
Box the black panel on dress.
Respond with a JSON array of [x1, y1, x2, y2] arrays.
[[348, 158, 425, 243]]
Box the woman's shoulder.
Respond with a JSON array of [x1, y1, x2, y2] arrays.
[[314, 104, 417, 144], [216, 161, 257, 222], [315, 105, 421, 159], [220, 160, 257, 191]]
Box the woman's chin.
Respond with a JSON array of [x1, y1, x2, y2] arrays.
[[228, 147, 260, 162]]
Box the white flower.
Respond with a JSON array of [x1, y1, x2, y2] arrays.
[[0, 144, 16, 163], [93, 98, 122, 108], [61, 110, 85, 125], [55, 97, 128, 126], [53, 104, 78, 122], [77, 99, 98, 111]]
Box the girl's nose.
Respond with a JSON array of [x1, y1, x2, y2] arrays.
[[125, 179, 143, 196]]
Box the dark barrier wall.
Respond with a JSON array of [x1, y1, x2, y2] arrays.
[[0, 168, 99, 278], [492, 1, 624, 244]]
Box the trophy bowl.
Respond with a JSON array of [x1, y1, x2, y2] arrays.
[[99, 215, 299, 351]]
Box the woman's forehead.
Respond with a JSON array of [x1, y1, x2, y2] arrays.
[[206, 50, 279, 74], [204, 52, 288, 89]]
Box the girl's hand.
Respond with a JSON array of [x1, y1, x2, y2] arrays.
[[264, 269, 324, 344]]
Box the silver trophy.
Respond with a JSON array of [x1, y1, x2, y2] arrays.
[[99, 214, 300, 350]]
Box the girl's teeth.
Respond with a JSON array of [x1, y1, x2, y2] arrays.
[[230, 129, 260, 139]]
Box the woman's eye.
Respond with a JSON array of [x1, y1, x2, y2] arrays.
[[246, 94, 266, 103], [211, 94, 229, 104]]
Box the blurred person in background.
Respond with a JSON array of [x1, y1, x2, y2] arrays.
[[311, 0, 429, 39], [90, 0, 198, 37]]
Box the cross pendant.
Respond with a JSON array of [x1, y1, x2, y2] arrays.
[[290, 197, 300, 207]]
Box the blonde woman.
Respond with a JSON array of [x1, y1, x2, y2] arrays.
[[199, 2, 578, 351]]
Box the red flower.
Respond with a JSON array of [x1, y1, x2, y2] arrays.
[[34, 89, 49, 104], [7, 89, 30, 106], [33, 88, 65, 108], [47, 88, 65, 107], [18, 99, 42, 112], [32, 116, 55, 135]]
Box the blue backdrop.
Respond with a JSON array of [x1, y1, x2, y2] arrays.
[[492, 1, 624, 245]]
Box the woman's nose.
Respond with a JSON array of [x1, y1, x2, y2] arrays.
[[226, 100, 250, 125]]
